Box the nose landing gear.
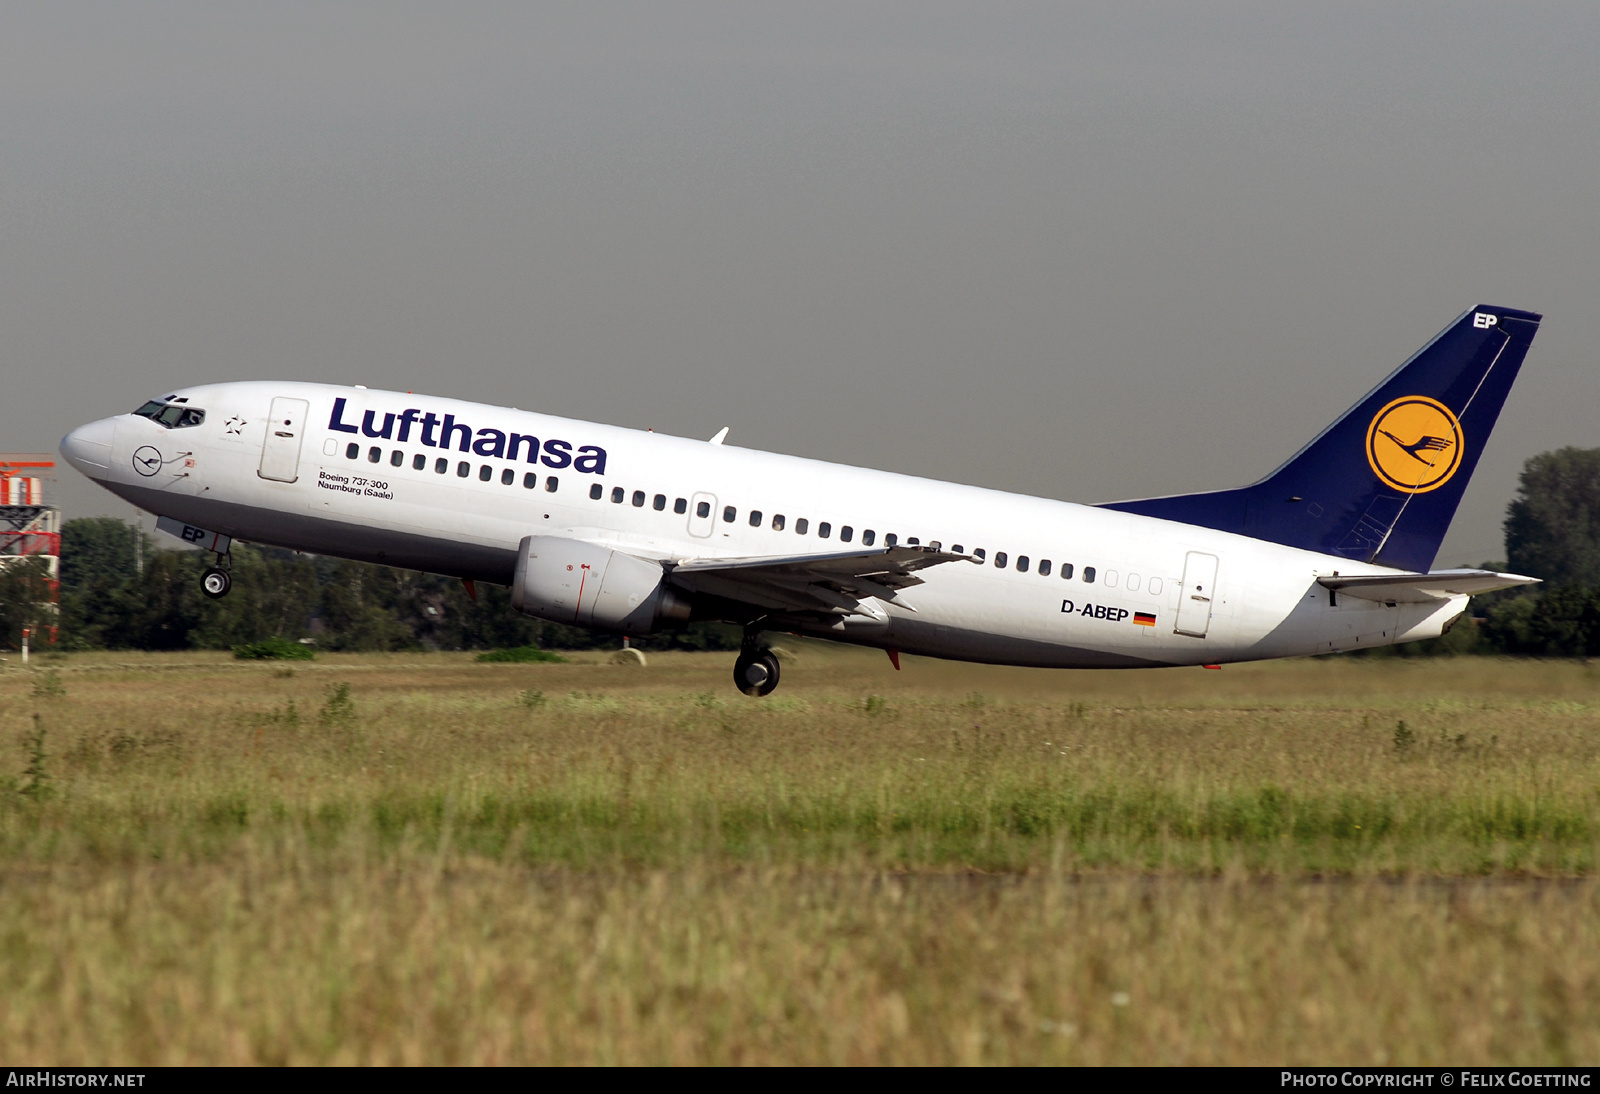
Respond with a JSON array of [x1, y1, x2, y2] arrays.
[[201, 555, 233, 599], [734, 629, 780, 696]]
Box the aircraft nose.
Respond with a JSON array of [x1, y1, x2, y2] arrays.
[[60, 418, 117, 475]]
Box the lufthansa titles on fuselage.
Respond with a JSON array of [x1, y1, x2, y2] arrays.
[[329, 397, 607, 474]]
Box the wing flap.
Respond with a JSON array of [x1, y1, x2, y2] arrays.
[[1317, 568, 1538, 603], [668, 545, 972, 615]]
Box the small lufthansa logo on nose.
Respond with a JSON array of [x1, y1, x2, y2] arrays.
[[1365, 396, 1463, 494], [131, 446, 163, 477]]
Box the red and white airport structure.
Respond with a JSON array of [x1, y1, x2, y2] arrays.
[[0, 454, 60, 651]]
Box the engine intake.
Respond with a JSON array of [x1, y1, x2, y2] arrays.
[[510, 535, 691, 634]]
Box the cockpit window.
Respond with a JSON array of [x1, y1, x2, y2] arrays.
[[133, 401, 205, 429]]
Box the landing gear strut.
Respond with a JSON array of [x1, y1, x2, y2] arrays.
[[201, 555, 233, 599], [734, 629, 780, 697]]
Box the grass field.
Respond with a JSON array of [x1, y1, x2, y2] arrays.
[[1, 647, 1597, 1063]]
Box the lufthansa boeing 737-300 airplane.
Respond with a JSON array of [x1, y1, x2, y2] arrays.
[[59, 305, 1542, 694]]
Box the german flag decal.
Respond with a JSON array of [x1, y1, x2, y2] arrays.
[[1133, 612, 1157, 627]]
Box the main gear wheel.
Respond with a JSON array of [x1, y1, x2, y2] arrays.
[[733, 647, 780, 696]]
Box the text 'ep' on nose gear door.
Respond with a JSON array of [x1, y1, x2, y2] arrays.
[[1174, 551, 1219, 638], [258, 398, 310, 483]]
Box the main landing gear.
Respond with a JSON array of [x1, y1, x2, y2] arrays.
[[734, 629, 780, 697], [201, 556, 233, 599]]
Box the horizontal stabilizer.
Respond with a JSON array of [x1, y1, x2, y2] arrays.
[[668, 545, 971, 616], [1317, 569, 1538, 604]]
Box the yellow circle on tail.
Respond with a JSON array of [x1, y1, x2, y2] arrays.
[[1365, 396, 1464, 494]]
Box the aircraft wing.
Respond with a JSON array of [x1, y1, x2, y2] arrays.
[[1316, 569, 1539, 604], [667, 546, 973, 616]]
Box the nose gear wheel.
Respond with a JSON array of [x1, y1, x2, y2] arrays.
[[201, 566, 232, 599]]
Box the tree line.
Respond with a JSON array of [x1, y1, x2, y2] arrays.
[[1344, 445, 1600, 658], [7, 445, 1600, 655], [2, 517, 738, 654]]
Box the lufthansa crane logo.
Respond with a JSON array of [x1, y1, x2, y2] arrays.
[[131, 446, 164, 477], [1365, 396, 1463, 494]]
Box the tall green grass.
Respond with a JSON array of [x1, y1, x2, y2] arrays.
[[3, 650, 1600, 1062], [0, 852, 1595, 1064], [3, 650, 1597, 874]]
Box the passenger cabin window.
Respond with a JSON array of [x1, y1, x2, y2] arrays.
[[653, 494, 666, 511], [479, 464, 492, 481], [457, 461, 470, 477], [795, 518, 808, 535], [1149, 577, 1162, 595], [1105, 570, 1118, 588], [772, 514, 785, 531], [675, 498, 688, 514], [862, 530, 875, 546], [697, 501, 711, 519], [1083, 566, 1096, 583], [749, 510, 762, 527], [951, 544, 963, 554], [1039, 560, 1052, 576], [613, 487, 625, 504], [928, 541, 941, 551], [840, 526, 853, 543], [818, 522, 831, 539], [412, 454, 425, 471], [368, 447, 381, 463], [907, 537, 919, 546], [132, 402, 205, 429], [1060, 563, 1074, 579], [546, 477, 559, 493], [435, 458, 448, 474], [524, 473, 538, 489], [1017, 556, 1029, 572], [1127, 573, 1140, 591], [633, 490, 646, 507], [884, 533, 897, 547], [346, 443, 360, 459], [390, 450, 403, 467], [994, 551, 1007, 568], [501, 468, 514, 485], [723, 506, 737, 523], [591, 483, 603, 500], [974, 548, 986, 561]]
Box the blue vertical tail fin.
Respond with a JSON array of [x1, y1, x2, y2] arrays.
[[1099, 306, 1542, 572]]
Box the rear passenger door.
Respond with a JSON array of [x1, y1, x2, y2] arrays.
[[1174, 551, 1219, 638]]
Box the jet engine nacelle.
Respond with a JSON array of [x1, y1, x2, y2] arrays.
[[511, 535, 692, 634]]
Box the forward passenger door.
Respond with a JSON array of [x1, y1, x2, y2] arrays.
[[258, 397, 310, 483]]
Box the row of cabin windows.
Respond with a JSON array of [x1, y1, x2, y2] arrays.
[[591, 483, 694, 514], [580, 484, 1158, 591], [963, 551, 1161, 593], [342, 447, 1160, 594], [587, 485, 877, 542], [346, 443, 560, 492]]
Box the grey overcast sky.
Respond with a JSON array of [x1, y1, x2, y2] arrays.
[[4, 2, 1598, 563]]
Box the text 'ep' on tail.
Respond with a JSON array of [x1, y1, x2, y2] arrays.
[[1099, 306, 1542, 572]]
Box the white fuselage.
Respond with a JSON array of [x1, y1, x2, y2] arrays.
[[60, 381, 1466, 668]]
